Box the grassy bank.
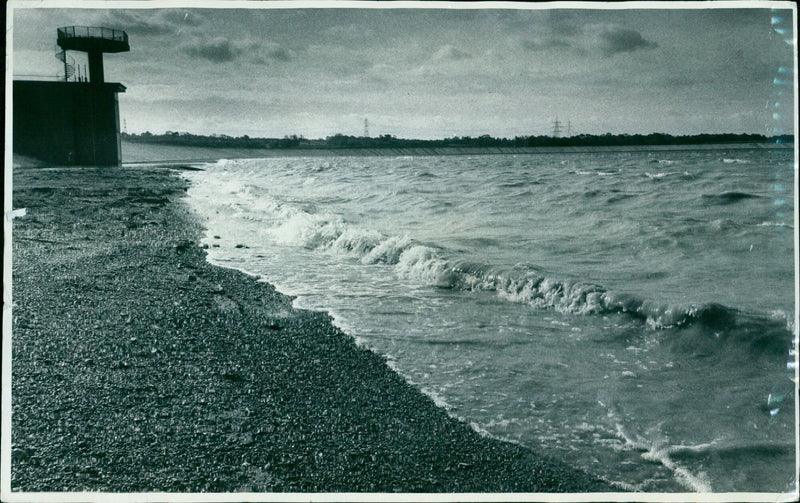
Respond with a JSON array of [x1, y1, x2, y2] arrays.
[[10, 164, 612, 493]]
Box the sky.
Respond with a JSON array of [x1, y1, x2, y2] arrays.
[[9, 1, 797, 139]]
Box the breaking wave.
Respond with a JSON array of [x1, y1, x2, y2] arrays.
[[244, 192, 792, 353]]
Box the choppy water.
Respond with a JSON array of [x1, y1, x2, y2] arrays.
[[183, 147, 797, 492]]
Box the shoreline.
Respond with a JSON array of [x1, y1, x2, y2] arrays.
[[10, 163, 614, 493]]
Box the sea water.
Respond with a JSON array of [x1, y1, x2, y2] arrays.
[[183, 147, 796, 492]]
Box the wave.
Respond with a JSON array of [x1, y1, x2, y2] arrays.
[[499, 181, 537, 188], [414, 171, 438, 179], [668, 441, 795, 462], [258, 202, 792, 352], [645, 170, 691, 179], [443, 269, 791, 353], [702, 191, 762, 204], [759, 221, 794, 229], [188, 170, 793, 357], [571, 169, 617, 176], [645, 171, 678, 179], [606, 193, 637, 204], [603, 406, 712, 492]]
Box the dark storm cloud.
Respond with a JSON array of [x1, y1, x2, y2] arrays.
[[520, 21, 655, 57], [593, 25, 657, 56], [182, 37, 244, 63]]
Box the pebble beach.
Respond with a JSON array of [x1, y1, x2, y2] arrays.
[[9, 163, 612, 493]]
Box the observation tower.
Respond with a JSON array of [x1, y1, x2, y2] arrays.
[[57, 26, 130, 83]]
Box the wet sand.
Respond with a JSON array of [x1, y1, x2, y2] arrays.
[[10, 164, 613, 493]]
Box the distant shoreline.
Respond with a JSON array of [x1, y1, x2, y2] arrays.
[[121, 140, 794, 165], [122, 132, 793, 150]]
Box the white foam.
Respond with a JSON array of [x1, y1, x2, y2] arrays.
[[361, 235, 412, 265], [595, 402, 715, 493], [641, 445, 713, 493], [270, 211, 342, 248], [333, 227, 383, 256], [394, 245, 450, 285], [645, 171, 679, 179], [759, 221, 794, 229], [483, 417, 521, 429]]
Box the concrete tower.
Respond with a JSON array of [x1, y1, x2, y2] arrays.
[[13, 26, 130, 166], [56, 26, 130, 83]]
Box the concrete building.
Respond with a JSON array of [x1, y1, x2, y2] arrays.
[[13, 26, 129, 166], [13, 81, 126, 166]]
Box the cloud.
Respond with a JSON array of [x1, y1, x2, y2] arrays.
[[264, 45, 292, 62], [182, 37, 244, 63], [521, 23, 656, 58], [662, 75, 699, 88], [159, 10, 204, 28], [322, 24, 376, 41], [100, 10, 204, 36], [587, 24, 657, 56], [230, 39, 294, 65], [432, 45, 472, 61], [250, 47, 292, 65], [521, 37, 570, 52], [266, 47, 292, 61]]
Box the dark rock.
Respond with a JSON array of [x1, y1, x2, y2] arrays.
[[221, 371, 246, 383], [174, 240, 194, 253]]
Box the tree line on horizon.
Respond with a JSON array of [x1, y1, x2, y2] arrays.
[[122, 130, 793, 149]]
